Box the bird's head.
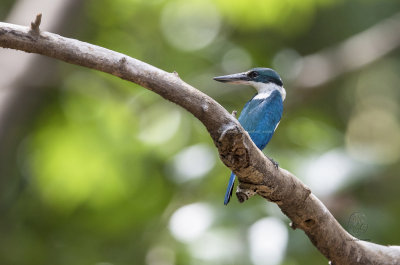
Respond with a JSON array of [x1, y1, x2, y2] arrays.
[[213, 68, 286, 100]]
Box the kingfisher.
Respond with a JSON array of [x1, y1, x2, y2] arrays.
[[213, 68, 286, 205]]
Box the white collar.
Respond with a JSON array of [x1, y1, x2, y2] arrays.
[[249, 82, 286, 100]]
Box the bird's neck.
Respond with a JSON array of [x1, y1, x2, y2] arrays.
[[249, 82, 286, 101]]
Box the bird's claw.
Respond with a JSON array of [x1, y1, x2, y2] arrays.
[[267, 156, 279, 169]]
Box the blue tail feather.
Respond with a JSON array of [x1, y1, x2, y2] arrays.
[[224, 172, 236, 205]]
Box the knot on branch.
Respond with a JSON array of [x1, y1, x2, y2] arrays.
[[217, 123, 250, 170], [237, 182, 276, 203], [303, 218, 316, 228], [173, 71, 180, 78], [118, 57, 128, 76], [236, 184, 257, 203], [231, 110, 237, 118], [30, 13, 42, 35], [201, 98, 210, 113]]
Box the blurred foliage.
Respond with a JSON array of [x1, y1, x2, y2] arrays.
[[1, 0, 400, 265], [214, 0, 338, 34]]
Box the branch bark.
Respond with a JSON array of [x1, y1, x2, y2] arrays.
[[1, 17, 399, 265]]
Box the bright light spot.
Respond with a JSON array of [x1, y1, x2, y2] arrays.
[[301, 149, 359, 196], [295, 54, 333, 87], [248, 217, 288, 265], [222, 47, 252, 73], [169, 203, 214, 243], [346, 108, 400, 165], [188, 229, 243, 262], [171, 144, 215, 182], [28, 126, 128, 212], [138, 108, 181, 145], [272, 48, 303, 82], [161, 0, 221, 51], [146, 246, 175, 265]]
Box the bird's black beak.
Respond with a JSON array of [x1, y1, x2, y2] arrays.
[[213, 72, 249, 84]]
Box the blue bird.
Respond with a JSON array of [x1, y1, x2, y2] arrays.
[[213, 68, 286, 205]]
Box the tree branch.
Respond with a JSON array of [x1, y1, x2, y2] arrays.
[[1, 16, 399, 265]]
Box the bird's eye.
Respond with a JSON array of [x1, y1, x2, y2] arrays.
[[248, 71, 259, 78]]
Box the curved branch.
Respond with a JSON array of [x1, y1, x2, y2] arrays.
[[0, 17, 399, 265]]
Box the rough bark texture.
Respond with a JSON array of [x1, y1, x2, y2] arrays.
[[1, 17, 399, 265]]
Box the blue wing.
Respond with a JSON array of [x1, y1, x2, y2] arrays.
[[238, 90, 283, 150], [224, 90, 283, 205]]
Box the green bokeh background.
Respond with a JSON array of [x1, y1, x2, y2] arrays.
[[1, 0, 400, 264]]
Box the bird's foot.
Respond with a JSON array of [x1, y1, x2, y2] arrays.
[[267, 156, 279, 169]]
